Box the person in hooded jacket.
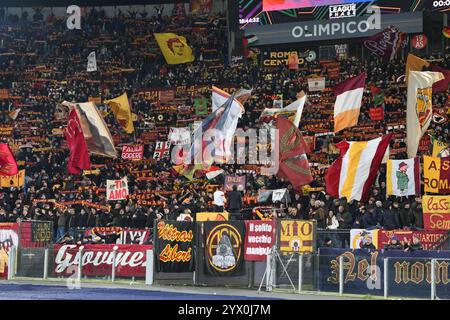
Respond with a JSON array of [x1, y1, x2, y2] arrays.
[[381, 201, 401, 230], [399, 202, 415, 229], [411, 200, 423, 230]]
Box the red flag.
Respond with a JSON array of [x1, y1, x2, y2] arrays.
[[275, 117, 313, 190], [65, 109, 91, 174], [430, 65, 450, 93], [0, 144, 18, 176]]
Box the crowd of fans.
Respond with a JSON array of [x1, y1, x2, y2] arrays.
[[0, 7, 448, 245]]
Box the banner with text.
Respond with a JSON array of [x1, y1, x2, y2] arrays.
[[244, 220, 276, 261], [155, 221, 194, 272], [53, 244, 153, 277], [278, 220, 315, 253], [121, 145, 144, 160], [422, 195, 450, 230]]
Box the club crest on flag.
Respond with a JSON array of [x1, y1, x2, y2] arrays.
[[416, 87, 432, 127]]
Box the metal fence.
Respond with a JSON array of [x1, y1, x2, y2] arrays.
[[316, 229, 350, 249], [260, 248, 450, 300]]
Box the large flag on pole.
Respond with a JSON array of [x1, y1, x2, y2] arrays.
[[406, 54, 429, 80], [62, 101, 117, 158], [275, 117, 313, 190], [406, 71, 444, 158], [184, 92, 243, 165], [363, 25, 407, 60], [64, 109, 91, 174], [0, 144, 18, 176], [260, 91, 307, 127], [325, 134, 392, 202], [104, 92, 135, 134], [154, 33, 195, 65], [211, 86, 252, 112], [386, 158, 420, 197], [333, 73, 366, 133]]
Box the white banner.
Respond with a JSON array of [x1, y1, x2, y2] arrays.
[[308, 77, 326, 91], [350, 229, 379, 249], [106, 177, 129, 201]]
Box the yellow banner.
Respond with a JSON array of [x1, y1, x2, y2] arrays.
[[423, 155, 450, 193], [154, 33, 195, 65], [278, 220, 315, 252], [0, 169, 25, 187]]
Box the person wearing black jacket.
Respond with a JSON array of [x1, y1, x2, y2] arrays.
[[361, 206, 379, 230], [93, 229, 121, 244], [131, 207, 147, 229], [384, 236, 403, 250], [381, 202, 401, 230], [227, 185, 243, 220], [85, 208, 96, 228], [399, 202, 414, 229]]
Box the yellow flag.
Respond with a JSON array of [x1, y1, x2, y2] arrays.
[[406, 54, 430, 80], [154, 33, 195, 65], [104, 92, 135, 134], [433, 139, 448, 157]]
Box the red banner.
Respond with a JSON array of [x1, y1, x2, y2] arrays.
[[244, 221, 276, 261], [121, 145, 144, 160], [159, 89, 175, 102], [54, 244, 152, 277], [377, 229, 447, 250], [369, 107, 384, 121]]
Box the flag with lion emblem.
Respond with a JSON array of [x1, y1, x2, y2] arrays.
[[406, 71, 444, 158], [154, 33, 195, 65]]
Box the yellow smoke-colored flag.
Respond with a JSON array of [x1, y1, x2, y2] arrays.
[[104, 92, 135, 134], [406, 54, 430, 80], [154, 33, 195, 65]]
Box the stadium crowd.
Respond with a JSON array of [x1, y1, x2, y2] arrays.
[[0, 7, 448, 244]]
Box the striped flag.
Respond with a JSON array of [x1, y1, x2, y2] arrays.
[[333, 73, 366, 133], [386, 158, 420, 197], [325, 134, 392, 202]]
